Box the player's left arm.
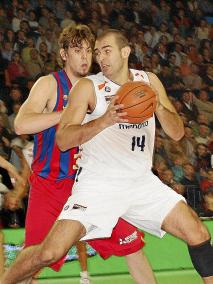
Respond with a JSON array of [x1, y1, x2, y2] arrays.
[[148, 72, 184, 141]]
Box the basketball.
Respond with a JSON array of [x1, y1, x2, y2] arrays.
[[116, 81, 157, 124]]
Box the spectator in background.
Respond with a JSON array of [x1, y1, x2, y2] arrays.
[[203, 64, 213, 93], [201, 47, 212, 65], [194, 143, 211, 171], [180, 89, 199, 122], [36, 28, 53, 53], [195, 19, 210, 41], [181, 163, 203, 213], [183, 63, 203, 91], [5, 51, 29, 88], [0, 7, 10, 30], [13, 30, 27, 53], [38, 41, 50, 64], [144, 26, 159, 49], [0, 116, 12, 160], [26, 48, 43, 79], [150, 53, 161, 74], [195, 123, 210, 145], [169, 67, 185, 97], [154, 135, 170, 165], [186, 44, 199, 64], [158, 64, 173, 94], [5, 87, 24, 115], [60, 11, 76, 29], [164, 137, 186, 164], [171, 156, 185, 183], [21, 37, 35, 64], [11, 8, 26, 32], [155, 42, 167, 65], [174, 8, 191, 37], [38, 6, 49, 28], [27, 9, 39, 30], [8, 103, 21, 134], [179, 54, 192, 77], [200, 168, 213, 194], [193, 89, 213, 122], [202, 190, 213, 217], [161, 168, 185, 195], [4, 29, 15, 49], [1, 42, 13, 62], [19, 20, 30, 35]]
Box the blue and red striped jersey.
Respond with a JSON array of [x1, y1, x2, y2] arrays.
[[31, 70, 78, 181]]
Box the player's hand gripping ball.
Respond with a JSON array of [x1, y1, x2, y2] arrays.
[[116, 81, 157, 123]]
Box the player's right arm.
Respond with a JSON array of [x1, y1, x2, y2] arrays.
[[14, 75, 61, 135], [56, 78, 127, 151]]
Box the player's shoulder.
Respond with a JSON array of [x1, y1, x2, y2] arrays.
[[34, 74, 56, 88], [86, 72, 105, 85]]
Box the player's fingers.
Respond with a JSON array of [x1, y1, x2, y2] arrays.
[[119, 118, 129, 123], [114, 103, 124, 111], [117, 111, 127, 117]]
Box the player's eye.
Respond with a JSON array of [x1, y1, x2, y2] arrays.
[[74, 48, 81, 53]]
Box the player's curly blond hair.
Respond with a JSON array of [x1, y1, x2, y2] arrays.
[[58, 24, 95, 66]]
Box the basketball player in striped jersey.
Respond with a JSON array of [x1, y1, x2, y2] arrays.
[[2, 26, 156, 284]]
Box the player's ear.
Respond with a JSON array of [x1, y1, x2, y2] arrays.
[[121, 46, 131, 59], [59, 48, 67, 61]]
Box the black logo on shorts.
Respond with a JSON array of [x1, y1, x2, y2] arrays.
[[72, 204, 87, 211], [64, 205, 70, 211]]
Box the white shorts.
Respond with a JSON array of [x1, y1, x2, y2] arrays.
[[58, 168, 185, 240]]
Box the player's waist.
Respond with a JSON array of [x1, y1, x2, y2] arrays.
[[31, 169, 76, 182], [78, 160, 152, 178]]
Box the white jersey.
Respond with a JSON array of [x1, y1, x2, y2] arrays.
[[78, 69, 155, 177]]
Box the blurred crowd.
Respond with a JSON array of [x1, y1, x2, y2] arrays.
[[0, 0, 212, 228]]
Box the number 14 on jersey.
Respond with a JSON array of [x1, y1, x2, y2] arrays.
[[131, 136, 145, 151]]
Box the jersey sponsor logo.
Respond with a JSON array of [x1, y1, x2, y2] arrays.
[[135, 72, 145, 79], [105, 94, 115, 103], [105, 86, 111, 92], [98, 82, 106, 90], [72, 204, 87, 211], [119, 231, 138, 245], [119, 121, 148, 129]]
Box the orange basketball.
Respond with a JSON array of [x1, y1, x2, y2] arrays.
[[116, 81, 157, 124]]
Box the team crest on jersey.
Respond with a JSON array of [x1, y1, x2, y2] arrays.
[[105, 86, 111, 92]]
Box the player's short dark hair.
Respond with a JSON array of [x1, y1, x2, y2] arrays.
[[96, 29, 130, 49]]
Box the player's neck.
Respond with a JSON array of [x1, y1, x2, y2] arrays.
[[107, 69, 133, 86], [63, 67, 83, 85]]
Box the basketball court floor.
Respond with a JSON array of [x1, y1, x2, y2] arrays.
[[38, 270, 203, 284]]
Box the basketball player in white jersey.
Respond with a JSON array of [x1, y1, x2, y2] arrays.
[[1, 30, 213, 284]]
